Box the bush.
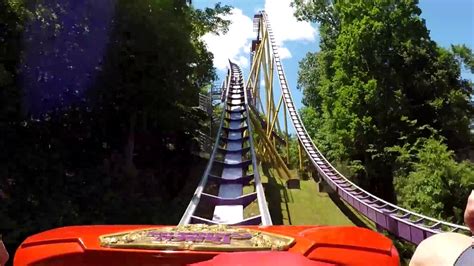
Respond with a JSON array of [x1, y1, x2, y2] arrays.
[[391, 137, 474, 223]]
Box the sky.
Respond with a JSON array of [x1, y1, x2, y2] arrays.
[[193, 0, 474, 114]]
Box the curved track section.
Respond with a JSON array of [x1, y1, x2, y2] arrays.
[[179, 62, 272, 226], [256, 11, 469, 244]]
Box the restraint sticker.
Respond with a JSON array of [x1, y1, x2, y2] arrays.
[[99, 224, 294, 251]]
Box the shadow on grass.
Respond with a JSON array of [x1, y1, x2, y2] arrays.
[[262, 162, 292, 225], [319, 177, 371, 229]]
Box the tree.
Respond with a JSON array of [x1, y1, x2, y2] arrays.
[[294, 0, 473, 201], [451, 44, 474, 74], [0, 0, 230, 257], [0, 0, 27, 125], [390, 137, 474, 223], [91, 0, 230, 175]]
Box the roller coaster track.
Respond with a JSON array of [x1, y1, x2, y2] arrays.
[[179, 62, 272, 226], [180, 10, 469, 244], [256, 11, 469, 244]]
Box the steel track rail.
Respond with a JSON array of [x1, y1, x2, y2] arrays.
[[179, 62, 272, 226], [243, 63, 273, 226], [258, 10, 469, 244]]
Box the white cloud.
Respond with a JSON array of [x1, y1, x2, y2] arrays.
[[264, 0, 317, 60], [279, 47, 292, 60], [202, 2, 317, 69], [235, 55, 249, 67], [202, 8, 254, 70], [264, 0, 317, 44]]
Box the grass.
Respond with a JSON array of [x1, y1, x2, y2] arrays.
[[260, 164, 355, 226], [182, 156, 410, 263], [244, 162, 378, 229], [188, 154, 374, 229]]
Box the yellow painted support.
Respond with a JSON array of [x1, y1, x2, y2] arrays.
[[250, 110, 292, 180], [247, 29, 266, 103], [256, 23, 268, 102], [244, 17, 298, 181], [248, 19, 282, 145], [267, 95, 283, 138], [263, 19, 272, 123], [265, 30, 281, 134], [268, 72, 280, 135], [267, 81, 274, 134], [261, 47, 272, 134], [251, 55, 262, 101]]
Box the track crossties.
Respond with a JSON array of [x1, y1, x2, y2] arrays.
[[256, 10, 469, 244], [179, 62, 271, 226]]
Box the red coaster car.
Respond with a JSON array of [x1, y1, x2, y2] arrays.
[[14, 225, 399, 265]]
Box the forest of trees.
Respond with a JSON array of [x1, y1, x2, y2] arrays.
[[293, 0, 474, 225], [1, 0, 473, 262], [0, 0, 229, 257]]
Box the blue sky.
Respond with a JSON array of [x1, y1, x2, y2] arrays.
[[193, 0, 473, 112], [419, 0, 474, 79]]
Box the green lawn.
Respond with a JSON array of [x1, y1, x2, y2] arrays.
[[243, 162, 375, 228]]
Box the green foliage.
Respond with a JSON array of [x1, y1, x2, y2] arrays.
[[390, 137, 474, 223], [189, 3, 231, 36], [451, 44, 474, 73], [91, 0, 231, 142], [0, 0, 26, 124], [0, 0, 230, 258], [294, 0, 473, 203], [285, 136, 301, 170]]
